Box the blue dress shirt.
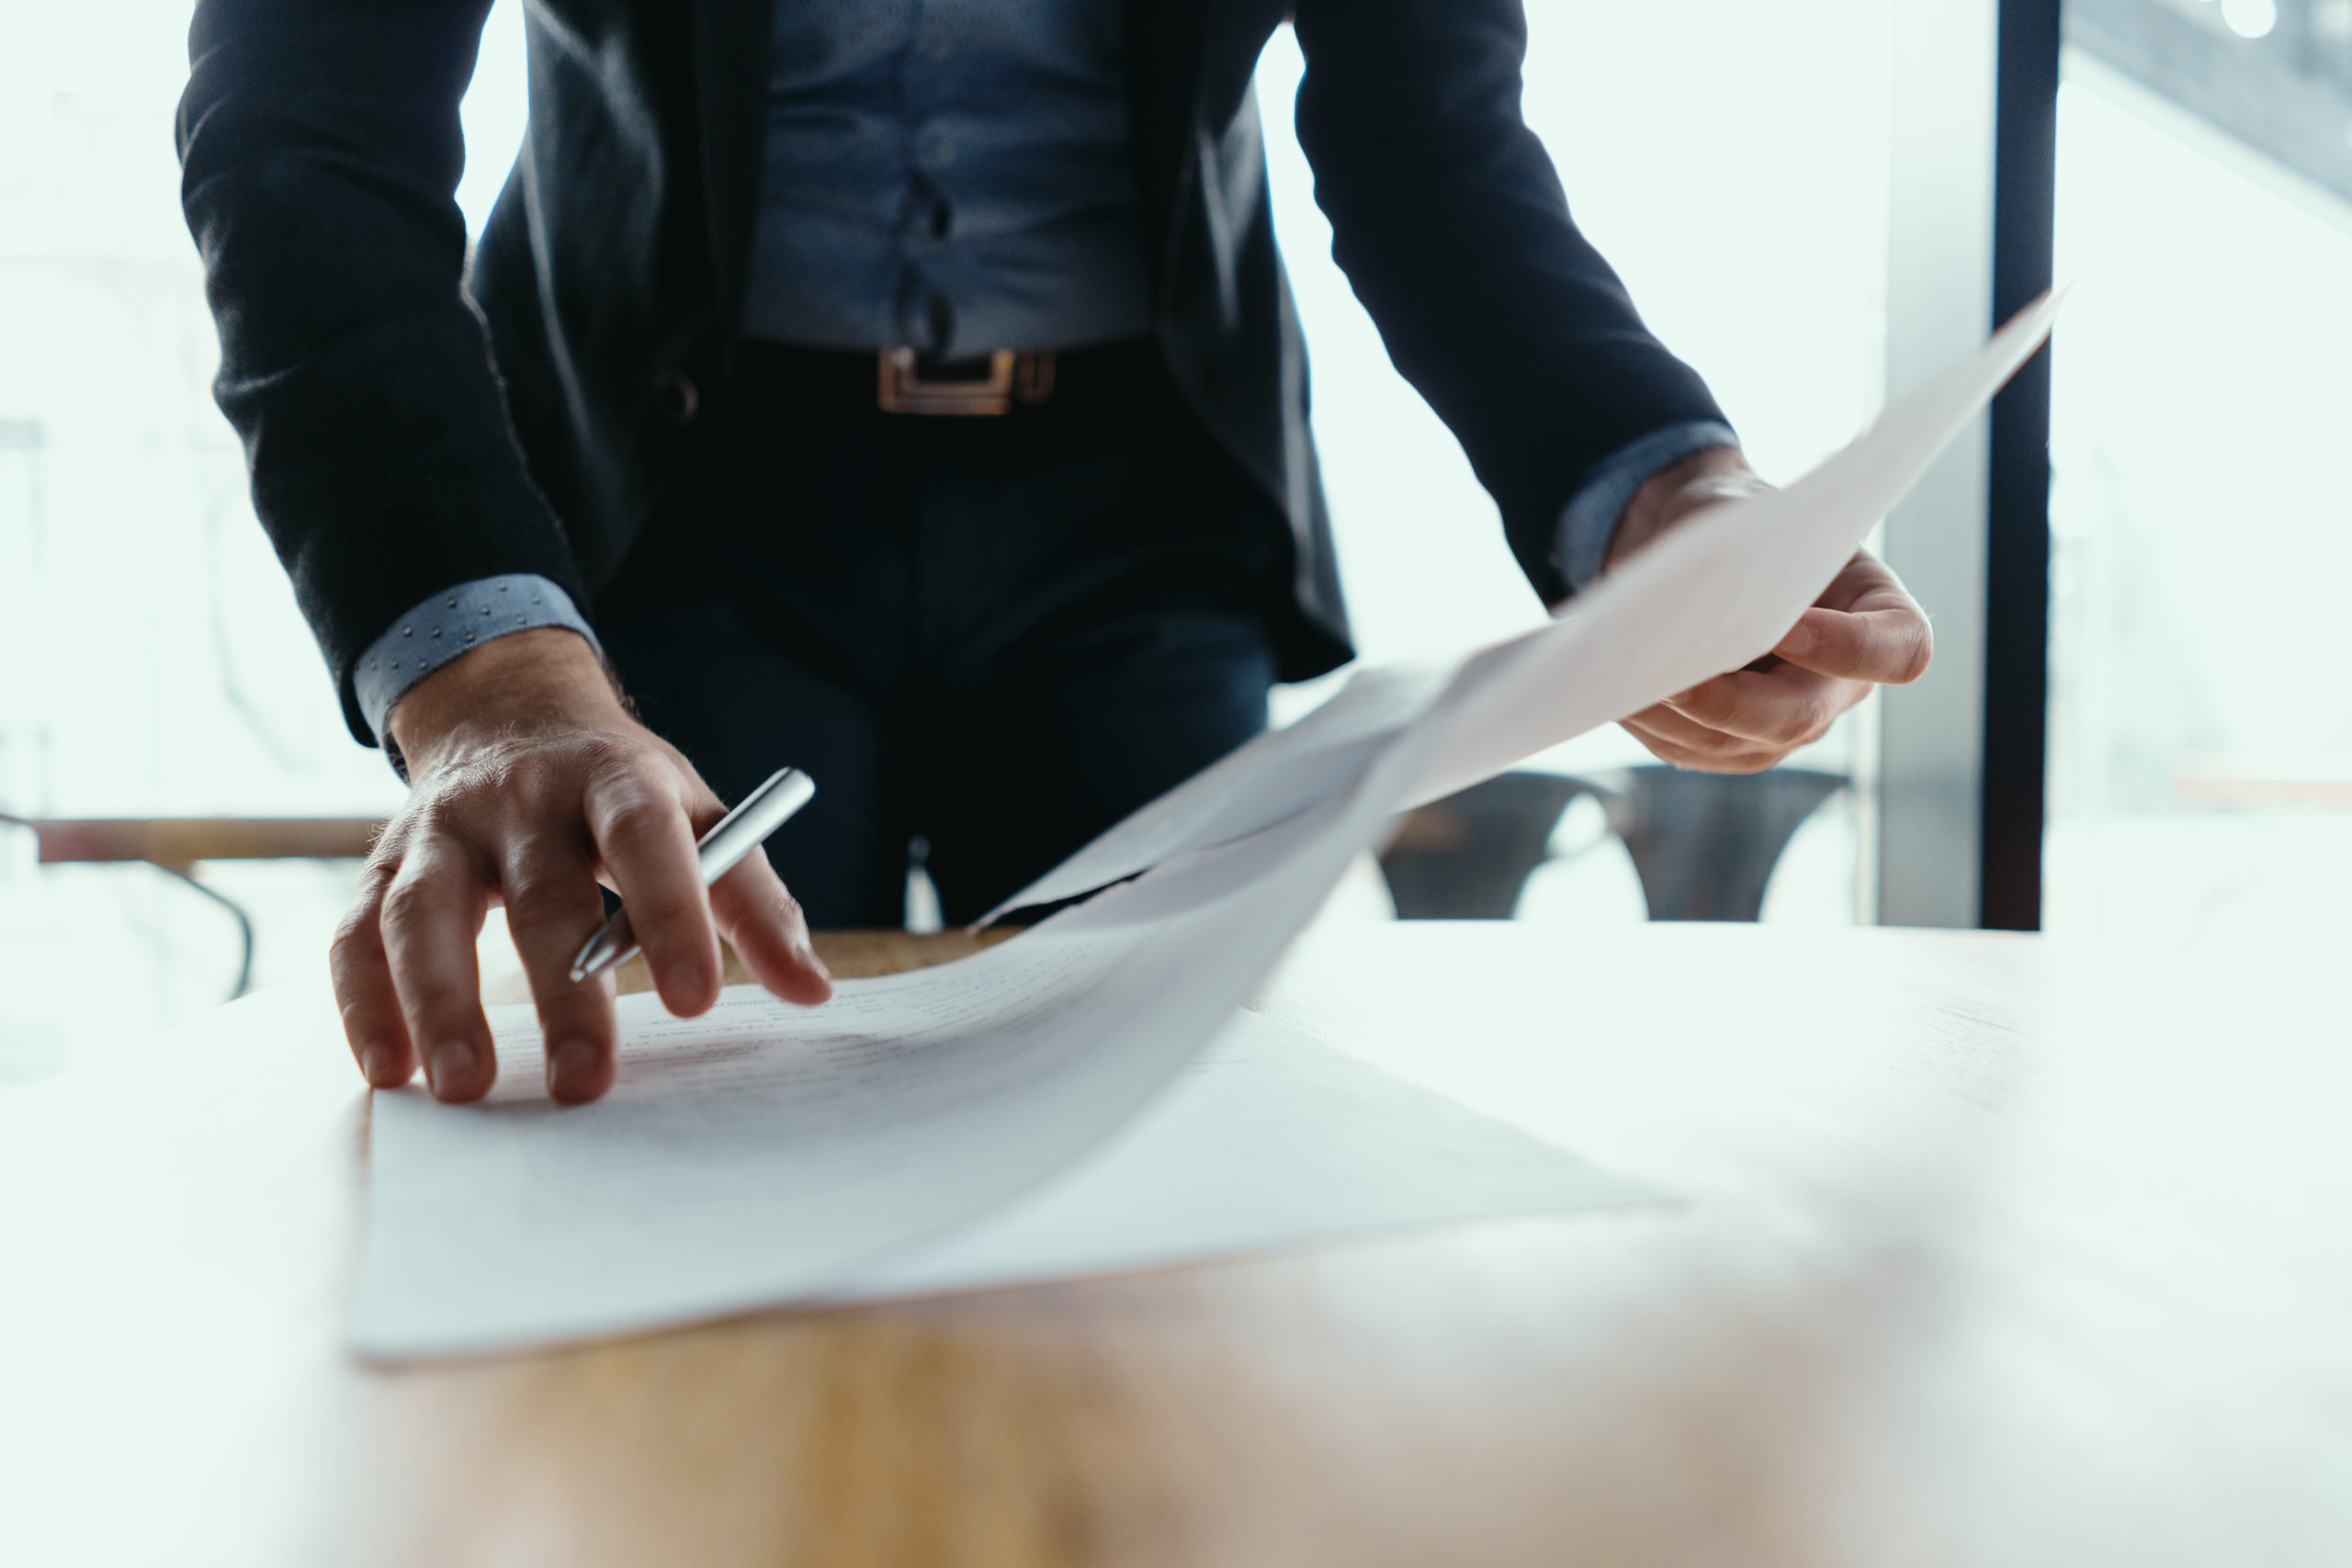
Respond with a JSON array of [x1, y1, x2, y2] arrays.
[[740, 0, 1156, 355], [354, 575, 602, 761]]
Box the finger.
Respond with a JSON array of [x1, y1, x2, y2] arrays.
[[1626, 731, 1754, 773], [380, 840, 498, 1103], [1662, 662, 1852, 751], [709, 849, 834, 1007], [1807, 547, 1914, 615], [584, 764, 723, 1019], [1774, 604, 1934, 685], [1623, 702, 1786, 769], [1623, 706, 1781, 774], [1624, 702, 1743, 755], [1620, 712, 1712, 770], [330, 861, 417, 1089], [501, 842, 623, 1105], [1773, 552, 1934, 684]]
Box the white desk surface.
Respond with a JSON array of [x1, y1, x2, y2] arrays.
[[4, 922, 2348, 1567]]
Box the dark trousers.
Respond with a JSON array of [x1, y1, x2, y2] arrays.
[[596, 343, 1288, 930]]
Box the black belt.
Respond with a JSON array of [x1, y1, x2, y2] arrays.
[[729, 338, 1168, 419]]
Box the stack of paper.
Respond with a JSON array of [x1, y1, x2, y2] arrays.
[[350, 298, 2062, 1359]]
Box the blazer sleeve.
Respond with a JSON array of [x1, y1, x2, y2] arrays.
[[177, 0, 590, 744], [1288, 0, 1730, 604]]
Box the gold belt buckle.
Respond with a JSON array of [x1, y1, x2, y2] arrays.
[[877, 348, 1057, 416]]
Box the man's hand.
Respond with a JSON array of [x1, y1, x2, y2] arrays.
[[336, 628, 832, 1106], [1607, 448, 1933, 773]]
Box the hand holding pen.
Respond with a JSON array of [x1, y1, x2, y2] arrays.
[[333, 631, 833, 1108], [571, 767, 819, 982]]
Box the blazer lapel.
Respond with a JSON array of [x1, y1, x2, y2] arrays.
[[689, 0, 775, 339], [1125, 0, 1213, 300]]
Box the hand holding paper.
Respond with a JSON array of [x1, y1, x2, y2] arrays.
[[1626, 546, 1934, 773]]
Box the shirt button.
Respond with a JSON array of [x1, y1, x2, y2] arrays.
[[923, 135, 956, 173]]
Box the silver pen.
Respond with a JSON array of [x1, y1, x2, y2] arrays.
[[569, 766, 818, 983]]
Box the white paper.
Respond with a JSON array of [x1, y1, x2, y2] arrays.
[[354, 299, 2057, 1359], [354, 724, 1442, 1358], [986, 291, 2066, 920], [832, 1009, 1655, 1301]]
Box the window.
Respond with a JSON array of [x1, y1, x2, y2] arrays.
[[2048, 0, 2352, 972], [1258, 2, 1894, 925]]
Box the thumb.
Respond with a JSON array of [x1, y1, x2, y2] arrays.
[[1773, 604, 1934, 685]]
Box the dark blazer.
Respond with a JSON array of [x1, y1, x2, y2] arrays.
[[179, 0, 1726, 744]]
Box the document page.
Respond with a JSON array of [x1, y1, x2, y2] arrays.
[[355, 728, 1438, 1358], [987, 293, 2065, 919], [354, 299, 2058, 1359], [844, 1009, 1657, 1302]]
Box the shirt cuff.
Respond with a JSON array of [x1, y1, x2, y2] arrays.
[[1553, 421, 1743, 592], [354, 573, 600, 749]]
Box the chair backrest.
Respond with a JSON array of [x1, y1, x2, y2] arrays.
[[1600, 767, 1847, 922], [1378, 773, 1597, 919], [1375, 768, 1849, 923]]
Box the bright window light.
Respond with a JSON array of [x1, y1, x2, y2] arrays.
[[2222, 0, 2278, 39]]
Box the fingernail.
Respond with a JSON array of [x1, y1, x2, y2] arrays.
[[1781, 621, 1818, 660], [427, 1041, 475, 1098], [548, 1039, 597, 1096], [360, 1045, 395, 1087], [804, 944, 832, 981]]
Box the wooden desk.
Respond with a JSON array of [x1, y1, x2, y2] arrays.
[[5, 925, 2350, 1566], [18, 818, 386, 867]]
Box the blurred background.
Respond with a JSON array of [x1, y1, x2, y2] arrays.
[[2, 0, 2346, 1081]]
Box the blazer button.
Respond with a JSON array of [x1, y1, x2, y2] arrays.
[[654, 370, 700, 426]]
